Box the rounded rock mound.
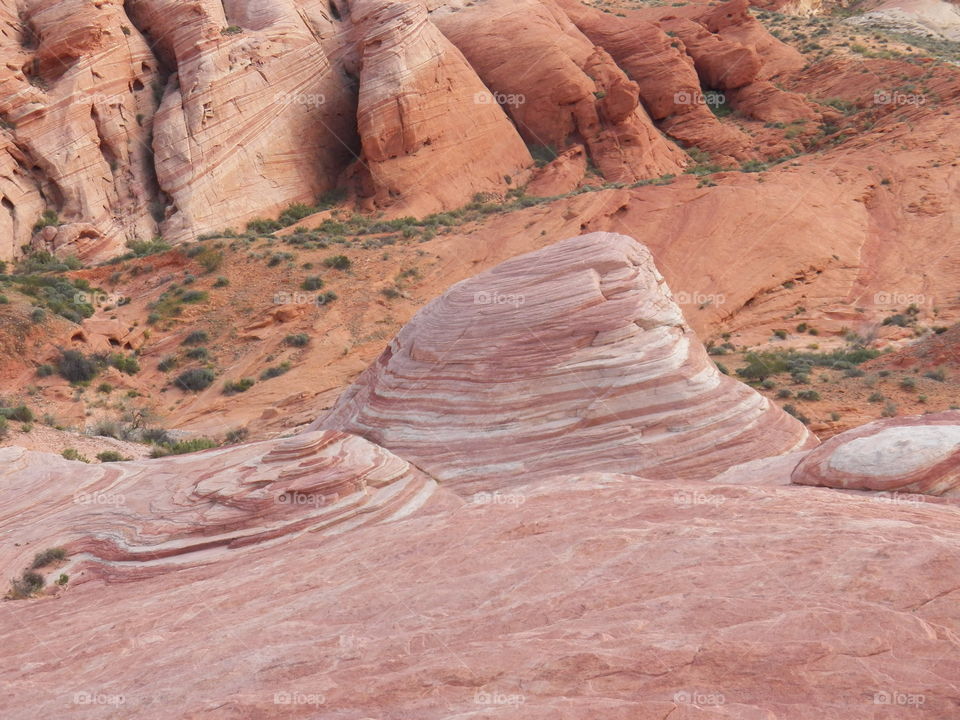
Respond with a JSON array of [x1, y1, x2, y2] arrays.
[[792, 411, 960, 497], [317, 231, 816, 494]]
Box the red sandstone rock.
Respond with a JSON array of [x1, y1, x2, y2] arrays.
[[792, 411, 960, 496], [431, 0, 688, 183], [317, 232, 816, 493], [2, 469, 959, 717], [350, 0, 531, 215], [527, 144, 588, 197]]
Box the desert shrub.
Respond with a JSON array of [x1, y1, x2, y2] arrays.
[[260, 362, 291, 381], [223, 378, 255, 395], [152, 437, 218, 457], [0, 405, 34, 422], [31, 547, 66, 569], [323, 254, 351, 270], [285, 333, 310, 347], [246, 218, 282, 234], [109, 353, 140, 375], [301, 276, 323, 291], [182, 330, 209, 346], [7, 571, 44, 599], [36, 364, 54, 377], [157, 355, 179, 372], [900, 377, 917, 391], [214, 276, 230, 288], [175, 368, 215, 392], [57, 350, 100, 383], [279, 203, 315, 227], [796, 390, 821, 401], [96, 451, 126, 463], [868, 392, 884, 403], [0, 416, 8, 439], [184, 347, 208, 361], [882, 401, 899, 417], [317, 291, 337, 305], [225, 428, 248, 444], [924, 368, 946, 382], [62, 448, 89, 463]]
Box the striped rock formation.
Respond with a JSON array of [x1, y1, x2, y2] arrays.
[[792, 411, 960, 497], [4, 472, 960, 717], [317, 232, 817, 494], [0, 430, 447, 589], [350, 0, 532, 214]]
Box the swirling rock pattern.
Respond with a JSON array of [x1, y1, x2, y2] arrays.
[[0, 429, 445, 585], [3, 472, 960, 717], [792, 411, 960, 496], [317, 232, 817, 494]]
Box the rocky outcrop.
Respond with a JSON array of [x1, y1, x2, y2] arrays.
[[430, 0, 688, 183], [0, 429, 446, 584], [792, 411, 960, 496], [317, 232, 816, 494], [350, 0, 531, 215]]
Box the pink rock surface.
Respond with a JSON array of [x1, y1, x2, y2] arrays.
[[0, 430, 447, 586], [792, 411, 960, 496], [2, 472, 959, 718], [317, 232, 816, 494]]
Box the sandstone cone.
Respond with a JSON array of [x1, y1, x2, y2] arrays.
[[317, 232, 817, 494]]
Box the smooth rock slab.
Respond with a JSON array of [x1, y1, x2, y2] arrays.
[[792, 411, 960, 496], [1, 473, 959, 718]]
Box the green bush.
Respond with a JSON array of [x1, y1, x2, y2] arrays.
[[900, 377, 917, 391], [31, 547, 66, 569], [285, 333, 310, 347], [260, 362, 291, 381], [7, 571, 44, 599], [175, 368, 215, 392], [182, 330, 209, 346], [301, 276, 323, 291], [96, 451, 126, 463], [796, 390, 821, 401], [184, 347, 208, 361], [223, 378, 255, 395], [62, 448, 89, 463], [57, 350, 100, 383], [323, 255, 351, 270], [0, 405, 34, 422]]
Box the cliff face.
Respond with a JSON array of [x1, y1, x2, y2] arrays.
[[0, 0, 818, 262]]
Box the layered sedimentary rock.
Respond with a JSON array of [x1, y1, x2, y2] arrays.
[[792, 411, 960, 496], [317, 232, 816, 494], [554, 0, 760, 163], [0, 430, 445, 584], [430, 0, 688, 182], [3, 469, 960, 717], [350, 0, 532, 214], [128, 0, 358, 244]]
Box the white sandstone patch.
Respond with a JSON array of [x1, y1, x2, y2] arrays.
[[827, 425, 960, 477]]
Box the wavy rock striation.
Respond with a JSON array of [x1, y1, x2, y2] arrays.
[[317, 231, 817, 494], [0, 429, 446, 585], [792, 411, 960, 496]]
